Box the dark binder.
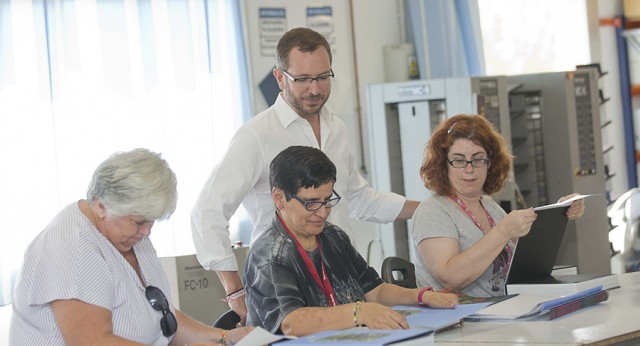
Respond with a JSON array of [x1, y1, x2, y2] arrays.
[[506, 206, 570, 285], [542, 288, 609, 320]]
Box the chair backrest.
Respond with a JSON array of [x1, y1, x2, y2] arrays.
[[212, 309, 241, 329], [380, 256, 417, 288]]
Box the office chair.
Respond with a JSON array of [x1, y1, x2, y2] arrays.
[[212, 309, 241, 329], [380, 256, 417, 288]]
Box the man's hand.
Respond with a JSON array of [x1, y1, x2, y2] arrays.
[[228, 297, 247, 326]]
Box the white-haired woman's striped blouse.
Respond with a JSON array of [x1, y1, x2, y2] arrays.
[[10, 202, 175, 345]]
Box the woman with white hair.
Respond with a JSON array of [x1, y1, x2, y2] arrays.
[[10, 148, 252, 345]]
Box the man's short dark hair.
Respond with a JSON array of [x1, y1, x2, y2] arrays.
[[275, 27, 332, 71], [270, 146, 336, 199]]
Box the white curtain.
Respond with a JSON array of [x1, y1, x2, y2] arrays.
[[0, 0, 250, 306]]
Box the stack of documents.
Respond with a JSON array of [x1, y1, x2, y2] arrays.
[[466, 286, 609, 321]]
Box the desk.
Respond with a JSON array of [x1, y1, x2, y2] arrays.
[[435, 271, 640, 345]]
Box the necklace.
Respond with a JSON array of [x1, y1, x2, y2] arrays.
[[451, 196, 496, 234]]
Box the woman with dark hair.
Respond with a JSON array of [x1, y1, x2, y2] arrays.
[[411, 114, 585, 297], [244, 146, 458, 336]]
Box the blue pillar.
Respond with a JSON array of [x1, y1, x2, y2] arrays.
[[616, 15, 639, 188]]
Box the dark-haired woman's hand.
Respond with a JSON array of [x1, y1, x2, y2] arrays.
[[357, 303, 409, 330]]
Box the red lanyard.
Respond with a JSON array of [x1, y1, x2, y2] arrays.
[[277, 213, 337, 306], [451, 196, 512, 271]]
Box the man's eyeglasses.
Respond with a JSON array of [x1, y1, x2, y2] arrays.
[[291, 190, 341, 211], [280, 69, 334, 85], [145, 285, 177, 337], [447, 158, 490, 169]]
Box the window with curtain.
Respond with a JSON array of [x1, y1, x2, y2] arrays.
[[0, 0, 250, 306]]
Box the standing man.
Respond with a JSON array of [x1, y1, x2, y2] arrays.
[[191, 27, 419, 323]]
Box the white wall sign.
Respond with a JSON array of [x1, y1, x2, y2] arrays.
[[258, 7, 287, 57], [306, 6, 335, 48]]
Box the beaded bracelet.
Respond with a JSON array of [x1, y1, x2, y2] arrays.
[[417, 286, 435, 307], [218, 330, 229, 345], [352, 301, 363, 326]]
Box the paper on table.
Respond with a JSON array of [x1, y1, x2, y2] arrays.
[[471, 294, 556, 318], [235, 326, 294, 346], [533, 194, 599, 211], [270, 327, 434, 346], [393, 302, 492, 330]]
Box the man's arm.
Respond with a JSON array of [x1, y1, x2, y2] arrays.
[[190, 128, 264, 322], [395, 200, 421, 220], [216, 270, 247, 325], [191, 125, 266, 266]]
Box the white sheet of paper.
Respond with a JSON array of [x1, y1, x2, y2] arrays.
[[234, 326, 294, 346], [533, 194, 599, 211]]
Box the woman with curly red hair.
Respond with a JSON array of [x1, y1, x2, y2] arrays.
[[411, 114, 585, 297]]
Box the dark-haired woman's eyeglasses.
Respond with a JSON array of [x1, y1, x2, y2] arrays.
[[145, 285, 177, 337], [291, 189, 341, 211]]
